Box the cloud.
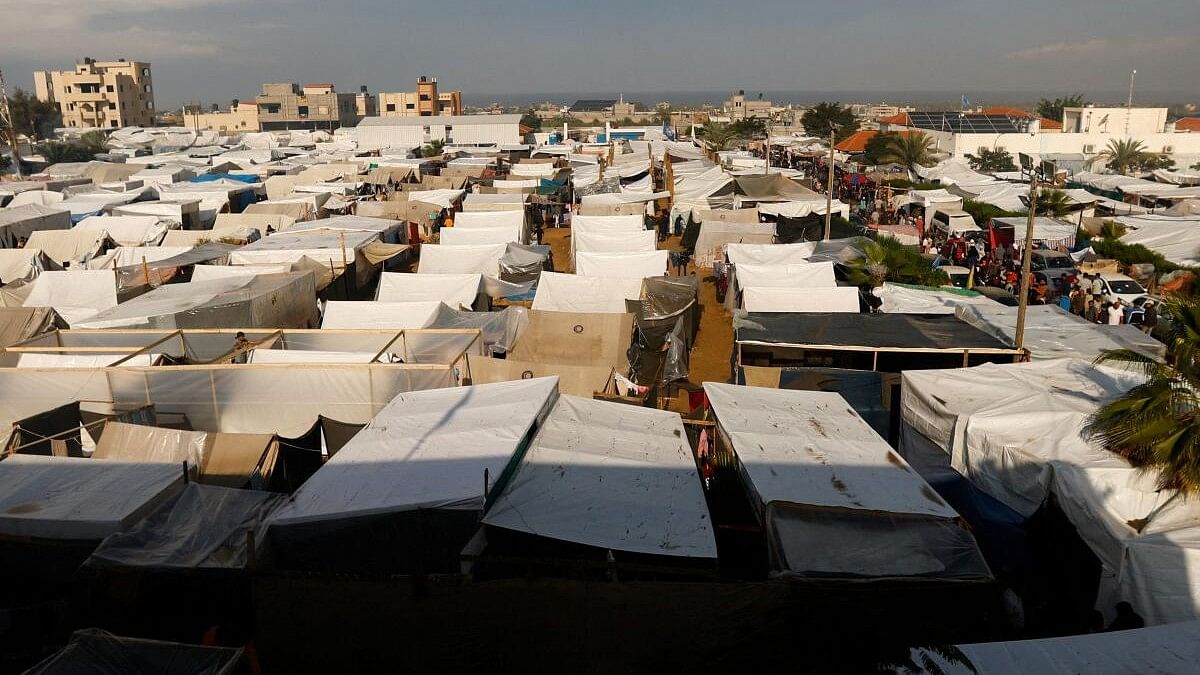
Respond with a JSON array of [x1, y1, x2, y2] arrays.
[[1004, 38, 1108, 60]]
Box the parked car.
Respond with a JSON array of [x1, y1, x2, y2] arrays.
[[1095, 272, 1150, 305], [939, 265, 972, 289], [1029, 250, 1079, 285]]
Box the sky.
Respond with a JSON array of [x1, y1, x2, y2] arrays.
[[1, 0, 1197, 110]]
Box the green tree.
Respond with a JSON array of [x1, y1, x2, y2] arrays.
[[1036, 94, 1086, 122], [1100, 220, 1127, 240], [654, 105, 672, 126], [1086, 295, 1200, 494], [800, 102, 859, 142], [964, 147, 1016, 172], [698, 121, 739, 151], [1034, 189, 1072, 218], [79, 130, 108, 154], [876, 132, 936, 173], [1100, 138, 1150, 175], [863, 132, 898, 165], [519, 109, 542, 131], [421, 138, 445, 158], [729, 118, 767, 138], [847, 236, 949, 288], [1, 89, 61, 140]]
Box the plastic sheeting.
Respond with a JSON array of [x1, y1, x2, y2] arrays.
[[23, 270, 117, 326], [376, 273, 482, 309], [0, 455, 182, 540], [0, 248, 57, 284], [901, 359, 1200, 624], [484, 395, 717, 558], [532, 271, 643, 313], [725, 242, 815, 266], [873, 283, 997, 315], [418, 243, 506, 275], [734, 261, 836, 290], [426, 304, 527, 355], [1113, 215, 1200, 267], [92, 421, 278, 488], [575, 250, 668, 278], [86, 483, 285, 570], [268, 377, 559, 526], [741, 286, 860, 313], [320, 301, 441, 329], [705, 383, 990, 580], [24, 628, 243, 675], [954, 303, 1165, 361]]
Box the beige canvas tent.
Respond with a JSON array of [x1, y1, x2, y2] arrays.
[[509, 309, 633, 371], [93, 421, 280, 488], [468, 355, 612, 397]]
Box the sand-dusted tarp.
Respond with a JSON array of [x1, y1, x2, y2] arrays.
[[25, 229, 113, 266], [376, 272, 482, 308], [244, 201, 314, 222], [354, 200, 408, 220], [575, 250, 668, 278], [22, 270, 117, 326], [74, 272, 318, 330], [25, 629, 244, 675], [426, 304, 528, 355], [320, 301, 441, 329], [0, 306, 64, 348], [468, 355, 611, 397], [532, 272, 643, 313], [694, 221, 776, 268], [0, 455, 182, 541], [0, 248, 59, 284], [510, 308, 634, 370], [733, 174, 821, 202], [0, 204, 71, 248], [215, 212, 296, 233], [741, 286, 860, 313], [694, 208, 760, 224], [85, 483, 285, 570], [93, 421, 279, 488], [266, 377, 560, 573], [704, 383, 990, 580], [484, 394, 717, 558]]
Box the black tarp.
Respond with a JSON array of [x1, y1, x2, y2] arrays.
[[734, 312, 1008, 350], [774, 214, 855, 243], [625, 276, 699, 384]]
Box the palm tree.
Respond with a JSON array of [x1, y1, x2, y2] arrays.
[[1100, 220, 1127, 240], [1034, 189, 1072, 218], [847, 236, 949, 288], [698, 122, 738, 152], [421, 139, 445, 158], [1099, 138, 1149, 176], [877, 132, 935, 175], [1085, 295, 1200, 494]]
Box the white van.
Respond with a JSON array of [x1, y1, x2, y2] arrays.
[[928, 207, 980, 235]]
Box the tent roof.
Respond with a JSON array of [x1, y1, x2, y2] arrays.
[[268, 377, 560, 527], [0, 455, 181, 540], [483, 395, 717, 558], [735, 311, 1008, 350]]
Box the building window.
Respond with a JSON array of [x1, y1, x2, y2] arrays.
[[142, 68, 149, 77], [106, 85, 114, 92], [143, 84, 151, 93], [263, 103, 280, 114], [406, 103, 415, 109], [108, 103, 116, 110], [298, 106, 309, 117], [64, 86, 71, 93], [111, 121, 119, 128], [386, 103, 396, 112], [147, 102, 153, 110]]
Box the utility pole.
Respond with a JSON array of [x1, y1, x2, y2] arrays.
[[824, 126, 836, 240], [1125, 69, 1137, 136], [0, 69, 24, 178], [1014, 173, 1039, 352]]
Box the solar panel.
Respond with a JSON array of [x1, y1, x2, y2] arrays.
[[903, 112, 1028, 134]]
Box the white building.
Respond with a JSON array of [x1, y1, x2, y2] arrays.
[[354, 114, 522, 150]]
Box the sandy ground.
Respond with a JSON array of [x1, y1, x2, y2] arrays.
[[540, 227, 734, 394]]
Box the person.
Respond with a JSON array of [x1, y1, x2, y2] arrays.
[[442, 210, 454, 229], [231, 331, 252, 364], [1125, 298, 1146, 329], [15, 237, 26, 249], [1090, 274, 1104, 298], [1085, 297, 1100, 323], [1056, 273, 1071, 298], [674, 214, 685, 237], [1070, 285, 1086, 315], [1035, 278, 1049, 304], [1107, 301, 1124, 325], [1142, 299, 1158, 335], [1107, 602, 1145, 631], [533, 221, 544, 245], [1057, 292, 1072, 312], [965, 244, 980, 270]]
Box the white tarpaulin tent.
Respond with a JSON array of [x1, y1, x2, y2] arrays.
[[455, 210, 525, 229], [532, 272, 643, 313], [757, 200, 851, 219], [734, 261, 836, 289], [417, 243, 506, 276], [439, 225, 522, 246], [266, 377, 559, 571], [901, 359, 1200, 624], [0, 249, 56, 284], [190, 264, 292, 282], [725, 242, 815, 266], [22, 270, 117, 326], [320, 301, 441, 329], [463, 193, 527, 211], [694, 221, 776, 269], [483, 394, 717, 559], [405, 189, 465, 209], [741, 286, 860, 313], [376, 273, 482, 309], [0, 455, 181, 541], [993, 217, 1077, 245], [575, 250, 668, 278], [0, 204, 71, 248], [873, 283, 997, 315], [910, 620, 1200, 675], [25, 229, 111, 266], [955, 303, 1165, 361], [1113, 215, 1200, 267], [704, 383, 989, 579], [572, 229, 656, 256]]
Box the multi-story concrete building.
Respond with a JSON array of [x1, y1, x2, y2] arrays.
[[255, 83, 361, 131], [356, 114, 522, 149], [33, 58, 155, 129], [354, 86, 378, 118], [724, 90, 772, 121], [379, 77, 462, 117], [182, 101, 261, 133]]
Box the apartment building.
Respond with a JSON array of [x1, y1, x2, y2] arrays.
[[724, 90, 773, 121], [379, 77, 462, 117], [33, 58, 155, 129], [255, 83, 361, 131], [182, 101, 261, 133]]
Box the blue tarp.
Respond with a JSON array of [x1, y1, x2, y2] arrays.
[[191, 173, 259, 185]]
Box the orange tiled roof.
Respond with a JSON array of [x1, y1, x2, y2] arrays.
[[1177, 117, 1200, 132], [879, 112, 911, 125], [835, 129, 920, 153]]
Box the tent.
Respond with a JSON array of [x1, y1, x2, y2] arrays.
[[955, 303, 1165, 362], [424, 304, 528, 356], [266, 377, 560, 573], [725, 242, 815, 266], [693, 221, 776, 268], [575, 250, 668, 278], [73, 273, 318, 330], [467, 355, 611, 397], [0, 204, 71, 248], [992, 217, 1077, 247], [455, 209, 525, 229], [92, 421, 280, 489], [532, 271, 643, 313], [704, 383, 991, 580], [439, 225, 522, 246], [320, 301, 442, 330], [23, 629, 243, 675], [418, 243, 506, 276], [22, 270, 117, 326], [741, 286, 860, 313], [0, 307, 64, 348], [24, 228, 113, 266], [482, 395, 717, 559], [376, 272, 482, 309], [510, 308, 633, 370], [112, 199, 202, 229], [0, 248, 59, 284], [872, 283, 997, 315], [1112, 215, 1200, 267], [901, 359, 1200, 624], [4, 190, 64, 209], [572, 229, 657, 256]]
